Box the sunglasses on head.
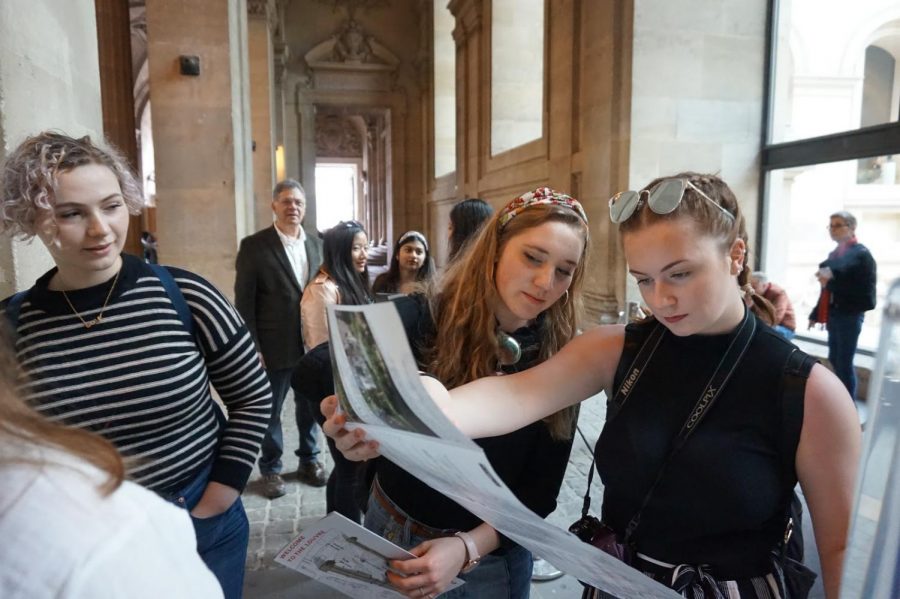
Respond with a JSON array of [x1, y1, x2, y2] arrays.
[[608, 178, 735, 224]]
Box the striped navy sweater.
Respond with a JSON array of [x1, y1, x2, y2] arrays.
[[2, 254, 273, 494]]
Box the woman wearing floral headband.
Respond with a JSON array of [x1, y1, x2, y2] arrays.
[[328, 174, 860, 599], [373, 230, 436, 296], [304, 187, 589, 597]]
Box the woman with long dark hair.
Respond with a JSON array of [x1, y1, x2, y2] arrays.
[[372, 231, 435, 295], [301, 220, 372, 351], [448, 198, 493, 262]]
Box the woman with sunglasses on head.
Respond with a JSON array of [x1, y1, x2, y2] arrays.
[[372, 231, 436, 296], [300, 220, 372, 351], [311, 188, 589, 598], [327, 174, 861, 599], [0, 132, 272, 599]]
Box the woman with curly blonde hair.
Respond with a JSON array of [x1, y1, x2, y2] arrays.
[[0, 131, 272, 599]]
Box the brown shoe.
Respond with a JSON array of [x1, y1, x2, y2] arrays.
[[262, 473, 286, 498], [296, 461, 327, 487]]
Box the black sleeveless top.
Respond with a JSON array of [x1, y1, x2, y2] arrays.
[[595, 315, 807, 579]]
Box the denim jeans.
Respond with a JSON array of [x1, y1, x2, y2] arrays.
[[259, 367, 319, 474], [827, 310, 864, 400], [364, 483, 532, 598], [167, 462, 250, 599]]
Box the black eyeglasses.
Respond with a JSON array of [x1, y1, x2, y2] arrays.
[[609, 178, 734, 224], [827, 223, 848, 230]]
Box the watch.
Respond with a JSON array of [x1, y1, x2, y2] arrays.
[[454, 531, 481, 574]]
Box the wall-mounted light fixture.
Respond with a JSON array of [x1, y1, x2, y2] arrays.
[[275, 145, 286, 182], [179, 55, 201, 76]]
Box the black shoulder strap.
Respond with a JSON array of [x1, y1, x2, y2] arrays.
[[149, 264, 196, 339], [779, 349, 816, 492]]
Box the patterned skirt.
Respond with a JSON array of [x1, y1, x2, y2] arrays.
[[581, 552, 789, 599]]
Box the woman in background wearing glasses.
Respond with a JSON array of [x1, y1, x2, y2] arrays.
[[327, 173, 860, 599], [300, 220, 372, 351]]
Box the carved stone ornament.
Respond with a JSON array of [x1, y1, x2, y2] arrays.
[[303, 18, 400, 91], [315, 114, 363, 158]]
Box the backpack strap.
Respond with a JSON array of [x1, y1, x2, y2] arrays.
[[779, 348, 817, 560], [3, 290, 30, 342], [149, 263, 196, 339]]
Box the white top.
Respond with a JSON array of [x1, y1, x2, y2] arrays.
[[275, 223, 310, 290], [300, 271, 340, 351], [0, 440, 223, 599]]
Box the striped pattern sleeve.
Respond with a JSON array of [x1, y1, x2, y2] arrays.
[[169, 268, 273, 491]]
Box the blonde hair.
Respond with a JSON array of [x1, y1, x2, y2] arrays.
[[0, 327, 124, 495], [619, 172, 776, 325], [0, 131, 143, 239], [429, 202, 590, 440]]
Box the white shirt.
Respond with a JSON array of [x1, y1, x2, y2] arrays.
[[275, 223, 310, 290], [0, 440, 223, 599]]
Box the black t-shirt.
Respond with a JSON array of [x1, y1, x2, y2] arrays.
[[595, 316, 804, 579]]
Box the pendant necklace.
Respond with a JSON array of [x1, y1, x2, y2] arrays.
[[61, 268, 121, 329]]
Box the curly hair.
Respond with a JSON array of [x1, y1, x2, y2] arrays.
[[429, 201, 590, 441], [0, 131, 144, 239], [619, 172, 776, 325]]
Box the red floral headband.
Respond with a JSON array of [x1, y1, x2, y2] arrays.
[[498, 187, 588, 229]]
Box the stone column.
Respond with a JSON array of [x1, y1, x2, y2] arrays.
[[248, 0, 277, 230], [0, 0, 103, 297], [145, 0, 253, 295]]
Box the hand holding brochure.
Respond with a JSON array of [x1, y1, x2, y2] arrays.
[[325, 302, 680, 598], [275, 512, 464, 598]]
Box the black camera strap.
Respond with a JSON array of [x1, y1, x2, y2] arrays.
[[578, 308, 757, 546]]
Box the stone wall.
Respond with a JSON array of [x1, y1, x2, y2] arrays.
[[0, 0, 104, 296]]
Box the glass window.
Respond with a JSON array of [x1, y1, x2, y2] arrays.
[[764, 155, 900, 349], [490, 0, 544, 155], [770, 1, 900, 143], [433, 0, 456, 178]]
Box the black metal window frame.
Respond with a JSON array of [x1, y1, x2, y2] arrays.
[[756, 0, 900, 261]]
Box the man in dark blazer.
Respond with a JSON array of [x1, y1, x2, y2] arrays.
[[235, 179, 326, 498]]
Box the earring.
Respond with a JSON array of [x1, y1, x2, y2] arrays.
[[562, 290, 569, 306]]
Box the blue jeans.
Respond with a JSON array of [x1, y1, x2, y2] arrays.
[[827, 310, 864, 400], [167, 462, 250, 599], [364, 483, 532, 598], [259, 367, 319, 474]]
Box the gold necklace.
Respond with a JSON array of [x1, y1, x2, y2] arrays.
[[61, 268, 121, 329]]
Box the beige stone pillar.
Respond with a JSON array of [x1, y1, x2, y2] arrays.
[[145, 0, 253, 295], [0, 0, 103, 297], [248, 0, 276, 230]]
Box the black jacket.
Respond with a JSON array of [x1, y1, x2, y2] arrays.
[[809, 242, 876, 319]]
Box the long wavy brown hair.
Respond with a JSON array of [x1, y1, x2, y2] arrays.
[[428, 202, 590, 440], [619, 172, 776, 325], [0, 327, 124, 495]]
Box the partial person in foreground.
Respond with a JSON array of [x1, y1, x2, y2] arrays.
[[327, 174, 861, 599], [0, 132, 272, 599], [0, 333, 223, 599], [372, 230, 435, 295], [808, 211, 877, 400], [235, 178, 326, 497], [750, 271, 796, 340]]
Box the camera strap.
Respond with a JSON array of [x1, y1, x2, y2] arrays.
[[579, 308, 757, 545]]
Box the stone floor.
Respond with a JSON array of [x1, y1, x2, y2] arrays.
[[241, 390, 825, 599]]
